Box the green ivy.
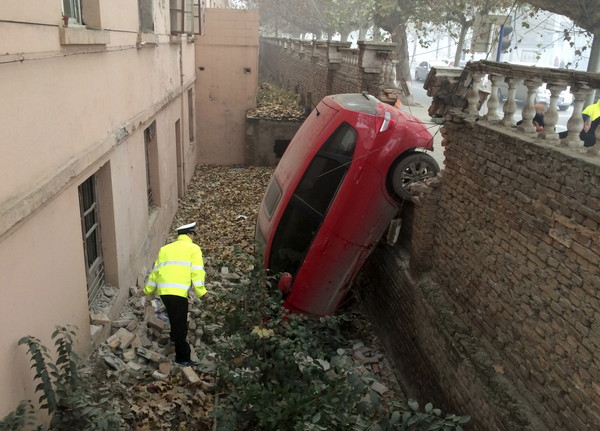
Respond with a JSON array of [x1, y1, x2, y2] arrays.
[[208, 262, 471, 431]]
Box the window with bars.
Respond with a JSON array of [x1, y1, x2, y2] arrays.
[[144, 121, 157, 210], [170, 0, 204, 35], [79, 175, 105, 304]]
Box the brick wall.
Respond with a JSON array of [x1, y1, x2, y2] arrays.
[[260, 44, 600, 429], [260, 41, 330, 109], [359, 118, 600, 430]]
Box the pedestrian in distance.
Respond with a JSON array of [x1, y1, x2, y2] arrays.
[[143, 222, 207, 367]]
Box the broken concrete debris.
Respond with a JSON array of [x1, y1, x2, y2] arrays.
[[90, 264, 395, 421]]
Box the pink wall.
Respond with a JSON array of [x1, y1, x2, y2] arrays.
[[195, 9, 260, 165], [0, 0, 198, 419]]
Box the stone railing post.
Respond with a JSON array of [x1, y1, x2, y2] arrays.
[[483, 74, 504, 122], [517, 79, 543, 135], [327, 41, 351, 69], [358, 41, 396, 73], [465, 71, 484, 116], [358, 41, 397, 97], [539, 83, 567, 142], [501, 78, 520, 127], [562, 86, 593, 148]]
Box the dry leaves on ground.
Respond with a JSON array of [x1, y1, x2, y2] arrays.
[[171, 165, 273, 272]]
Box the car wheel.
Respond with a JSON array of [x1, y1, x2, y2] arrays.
[[415, 71, 420, 81], [558, 105, 568, 111], [389, 153, 440, 200]]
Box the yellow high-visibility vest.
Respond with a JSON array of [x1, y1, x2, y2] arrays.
[[144, 235, 206, 298], [583, 99, 600, 121]]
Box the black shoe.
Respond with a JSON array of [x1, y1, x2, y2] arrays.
[[176, 360, 199, 367]]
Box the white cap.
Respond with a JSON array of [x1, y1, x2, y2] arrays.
[[176, 222, 197, 234]]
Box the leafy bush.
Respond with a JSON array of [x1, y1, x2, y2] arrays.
[[0, 325, 122, 430], [209, 268, 471, 431]]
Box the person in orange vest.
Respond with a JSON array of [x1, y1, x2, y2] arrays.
[[144, 222, 207, 366]]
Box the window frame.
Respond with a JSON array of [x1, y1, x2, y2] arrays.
[[170, 0, 203, 36], [78, 175, 105, 304], [62, 0, 83, 26]]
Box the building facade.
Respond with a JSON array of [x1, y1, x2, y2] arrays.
[[0, 0, 201, 417]]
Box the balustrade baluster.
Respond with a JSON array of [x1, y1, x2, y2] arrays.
[[501, 78, 520, 127], [483, 74, 503, 122], [562, 87, 593, 148], [465, 72, 483, 115], [517, 79, 542, 134], [539, 83, 566, 142]]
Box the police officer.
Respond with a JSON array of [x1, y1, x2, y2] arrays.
[[144, 222, 206, 366]]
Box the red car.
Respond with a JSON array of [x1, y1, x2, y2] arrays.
[[255, 93, 438, 316]]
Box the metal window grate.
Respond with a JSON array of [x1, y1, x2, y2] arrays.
[[79, 176, 105, 304], [144, 122, 156, 210]]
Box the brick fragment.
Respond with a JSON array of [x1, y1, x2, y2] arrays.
[[147, 315, 167, 331], [181, 366, 201, 384], [90, 313, 110, 326]]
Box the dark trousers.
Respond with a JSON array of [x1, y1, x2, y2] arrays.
[[160, 295, 191, 363]]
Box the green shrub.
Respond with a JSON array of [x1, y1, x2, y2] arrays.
[[0, 326, 122, 430]]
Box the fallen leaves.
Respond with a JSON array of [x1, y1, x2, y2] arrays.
[[170, 165, 273, 273], [246, 82, 307, 121]]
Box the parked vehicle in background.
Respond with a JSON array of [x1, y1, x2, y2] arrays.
[[255, 93, 439, 316], [414, 59, 450, 81]]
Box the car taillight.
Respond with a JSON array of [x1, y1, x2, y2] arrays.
[[277, 272, 293, 295], [376, 110, 396, 133]]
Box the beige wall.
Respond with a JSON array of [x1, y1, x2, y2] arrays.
[[195, 9, 259, 164], [0, 0, 198, 418]]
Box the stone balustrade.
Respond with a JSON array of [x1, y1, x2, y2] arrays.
[[260, 37, 403, 104], [425, 60, 600, 156]]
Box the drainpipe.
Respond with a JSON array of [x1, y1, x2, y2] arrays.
[[179, 38, 186, 189]]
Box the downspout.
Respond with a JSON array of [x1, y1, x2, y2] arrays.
[[179, 38, 186, 189]]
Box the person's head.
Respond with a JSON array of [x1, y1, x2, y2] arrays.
[[175, 222, 197, 237], [534, 102, 547, 114]]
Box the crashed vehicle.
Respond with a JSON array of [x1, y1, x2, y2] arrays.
[[255, 93, 439, 316]]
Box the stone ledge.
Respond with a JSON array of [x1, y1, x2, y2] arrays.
[[59, 26, 109, 45]]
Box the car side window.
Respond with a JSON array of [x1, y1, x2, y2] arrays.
[[268, 122, 357, 276], [262, 177, 282, 219]]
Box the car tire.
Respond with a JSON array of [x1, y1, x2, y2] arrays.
[[389, 153, 440, 201], [558, 105, 568, 111], [415, 71, 420, 81]]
